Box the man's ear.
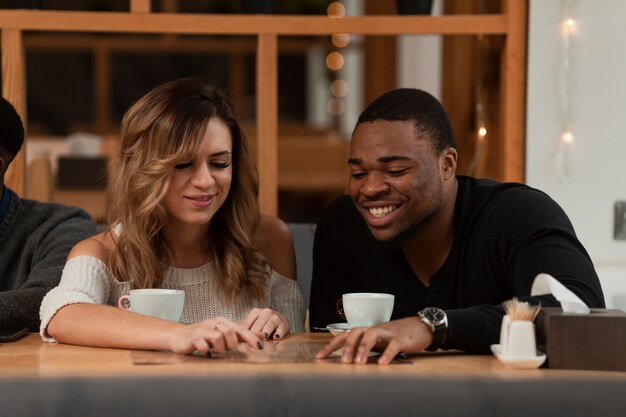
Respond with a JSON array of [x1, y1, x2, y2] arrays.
[[440, 148, 457, 180]]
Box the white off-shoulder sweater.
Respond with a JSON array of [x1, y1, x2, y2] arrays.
[[40, 256, 306, 342]]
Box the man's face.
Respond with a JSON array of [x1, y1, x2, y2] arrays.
[[348, 120, 450, 246]]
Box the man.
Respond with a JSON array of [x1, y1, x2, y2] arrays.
[[0, 97, 97, 332], [311, 88, 604, 364]]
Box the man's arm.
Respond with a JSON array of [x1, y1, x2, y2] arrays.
[[445, 189, 604, 354], [0, 212, 97, 331]]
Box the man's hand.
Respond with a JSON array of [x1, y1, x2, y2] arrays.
[[315, 316, 434, 365]]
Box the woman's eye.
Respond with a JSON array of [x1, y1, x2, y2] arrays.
[[174, 162, 193, 170], [211, 161, 231, 169]]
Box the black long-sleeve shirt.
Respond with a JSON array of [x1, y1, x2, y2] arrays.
[[309, 176, 605, 354]]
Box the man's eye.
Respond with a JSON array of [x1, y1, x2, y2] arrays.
[[174, 162, 193, 169], [388, 168, 408, 176], [351, 172, 366, 179]]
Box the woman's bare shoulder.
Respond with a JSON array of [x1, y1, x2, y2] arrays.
[[67, 230, 116, 263], [256, 214, 296, 280], [258, 214, 292, 243]]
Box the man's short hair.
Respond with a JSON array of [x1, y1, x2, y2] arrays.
[[0, 97, 25, 161], [355, 88, 456, 153]]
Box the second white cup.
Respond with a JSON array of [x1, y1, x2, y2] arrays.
[[118, 289, 185, 322], [342, 293, 394, 327]]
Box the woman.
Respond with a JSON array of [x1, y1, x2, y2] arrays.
[[40, 78, 305, 355]]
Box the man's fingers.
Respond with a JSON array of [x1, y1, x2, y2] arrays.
[[378, 339, 401, 365], [315, 332, 350, 359], [354, 330, 384, 364]]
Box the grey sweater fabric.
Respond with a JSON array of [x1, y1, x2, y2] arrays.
[[0, 189, 98, 331]]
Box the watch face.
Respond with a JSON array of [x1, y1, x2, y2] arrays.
[[422, 307, 446, 326]]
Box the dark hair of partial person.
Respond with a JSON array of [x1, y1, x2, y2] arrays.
[[0, 96, 25, 175], [107, 77, 269, 303], [355, 88, 457, 153]]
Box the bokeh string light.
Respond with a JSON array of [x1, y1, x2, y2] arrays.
[[557, 0, 576, 184], [327, 1, 348, 116], [467, 32, 488, 176]]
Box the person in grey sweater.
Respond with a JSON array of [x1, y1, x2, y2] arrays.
[[0, 96, 98, 332]]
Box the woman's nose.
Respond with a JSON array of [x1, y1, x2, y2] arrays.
[[190, 164, 215, 188]]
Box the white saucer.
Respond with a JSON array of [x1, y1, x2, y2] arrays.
[[326, 323, 352, 336], [490, 344, 546, 369]]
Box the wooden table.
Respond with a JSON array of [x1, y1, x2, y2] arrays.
[[1, 334, 624, 417]]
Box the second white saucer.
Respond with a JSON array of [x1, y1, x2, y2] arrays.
[[326, 323, 352, 336], [490, 344, 546, 369]]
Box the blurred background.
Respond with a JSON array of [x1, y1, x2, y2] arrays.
[[1, 0, 624, 309], [1, 0, 508, 223]]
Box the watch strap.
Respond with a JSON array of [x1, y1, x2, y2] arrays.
[[419, 307, 448, 352], [425, 323, 446, 352]]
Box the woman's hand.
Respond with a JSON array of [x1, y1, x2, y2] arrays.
[[166, 317, 264, 355], [240, 308, 291, 340]]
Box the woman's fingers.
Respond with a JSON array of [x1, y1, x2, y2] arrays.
[[274, 319, 290, 340], [241, 308, 290, 340], [175, 317, 264, 355]]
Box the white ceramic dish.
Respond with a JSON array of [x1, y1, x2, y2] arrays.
[[490, 344, 546, 369], [326, 323, 352, 336]]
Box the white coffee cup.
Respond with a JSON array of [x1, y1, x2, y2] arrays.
[[499, 314, 537, 357], [118, 289, 185, 322], [342, 293, 394, 327]]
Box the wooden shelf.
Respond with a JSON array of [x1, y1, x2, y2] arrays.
[[1, 2, 527, 216]]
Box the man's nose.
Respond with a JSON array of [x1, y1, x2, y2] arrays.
[[361, 174, 390, 197]]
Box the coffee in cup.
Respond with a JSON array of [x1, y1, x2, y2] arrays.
[[342, 293, 394, 327], [118, 289, 185, 322]]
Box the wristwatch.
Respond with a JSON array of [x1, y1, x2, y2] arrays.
[[418, 307, 448, 352]]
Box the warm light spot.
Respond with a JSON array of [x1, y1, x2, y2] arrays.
[[327, 98, 345, 115], [566, 18, 574, 27], [332, 33, 350, 48], [561, 130, 574, 144], [330, 79, 349, 97], [478, 127, 487, 137], [327, 2, 345, 18], [331, 33, 350, 48], [563, 18, 576, 33], [326, 51, 344, 71]]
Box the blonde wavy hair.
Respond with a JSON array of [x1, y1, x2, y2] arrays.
[[107, 78, 269, 304]]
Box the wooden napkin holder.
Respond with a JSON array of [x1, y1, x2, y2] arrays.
[[536, 307, 626, 371]]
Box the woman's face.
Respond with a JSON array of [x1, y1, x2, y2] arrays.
[[162, 117, 233, 229]]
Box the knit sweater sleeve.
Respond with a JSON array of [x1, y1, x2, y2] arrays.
[[270, 271, 306, 333], [0, 195, 98, 332], [39, 256, 112, 342]]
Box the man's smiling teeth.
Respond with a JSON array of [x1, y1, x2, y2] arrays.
[[368, 205, 396, 218]]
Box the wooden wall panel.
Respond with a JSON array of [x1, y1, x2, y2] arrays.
[[0, 5, 527, 215], [2, 28, 26, 197], [256, 33, 278, 215]]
